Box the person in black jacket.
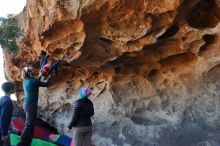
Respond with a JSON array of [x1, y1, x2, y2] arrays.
[[67, 87, 94, 146], [0, 82, 15, 146]]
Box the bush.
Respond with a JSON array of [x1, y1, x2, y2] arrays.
[[0, 16, 23, 53]]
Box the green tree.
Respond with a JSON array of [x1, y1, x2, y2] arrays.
[[0, 16, 23, 53]]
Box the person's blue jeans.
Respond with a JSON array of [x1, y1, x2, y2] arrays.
[[16, 102, 37, 146]]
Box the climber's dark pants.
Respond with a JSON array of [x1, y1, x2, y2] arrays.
[[17, 102, 37, 146]]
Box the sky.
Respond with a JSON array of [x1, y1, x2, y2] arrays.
[[0, 0, 27, 100], [0, 0, 26, 17]]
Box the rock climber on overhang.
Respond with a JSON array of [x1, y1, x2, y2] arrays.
[[39, 51, 64, 79]]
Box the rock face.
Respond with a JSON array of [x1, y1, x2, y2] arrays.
[[3, 0, 220, 145]]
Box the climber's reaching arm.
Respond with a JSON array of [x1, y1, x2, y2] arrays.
[[51, 60, 61, 71], [38, 75, 51, 87]]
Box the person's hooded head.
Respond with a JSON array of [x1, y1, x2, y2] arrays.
[[79, 87, 92, 99]]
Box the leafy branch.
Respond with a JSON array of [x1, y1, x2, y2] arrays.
[[0, 16, 23, 53]]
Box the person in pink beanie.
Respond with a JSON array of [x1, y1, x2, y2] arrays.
[[67, 87, 94, 146]]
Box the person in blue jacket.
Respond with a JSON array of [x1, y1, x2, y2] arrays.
[[0, 82, 15, 146], [17, 66, 50, 146], [39, 52, 63, 78]]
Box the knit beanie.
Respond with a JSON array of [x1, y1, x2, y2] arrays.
[[79, 87, 92, 99]]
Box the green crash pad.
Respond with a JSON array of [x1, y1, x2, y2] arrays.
[[10, 134, 57, 146]]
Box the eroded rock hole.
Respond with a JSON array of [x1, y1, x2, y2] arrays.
[[187, 0, 220, 29], [99, 37, 113, 44], [203, 34, 215, 43], [199, 34, 216, 53], [148, 69, 159, 77], [158, 25, 179, 40], [41, 50, 47, 56], [11, 58, 20, 66], [41, 21, 67, 38], [114, 66, 121, 73], [53, 48, 64, 55]]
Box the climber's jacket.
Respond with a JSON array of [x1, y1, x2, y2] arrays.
[[23, 77, 50, 105], [68, 98, 94, 129], [0, 96, 13, 137]]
